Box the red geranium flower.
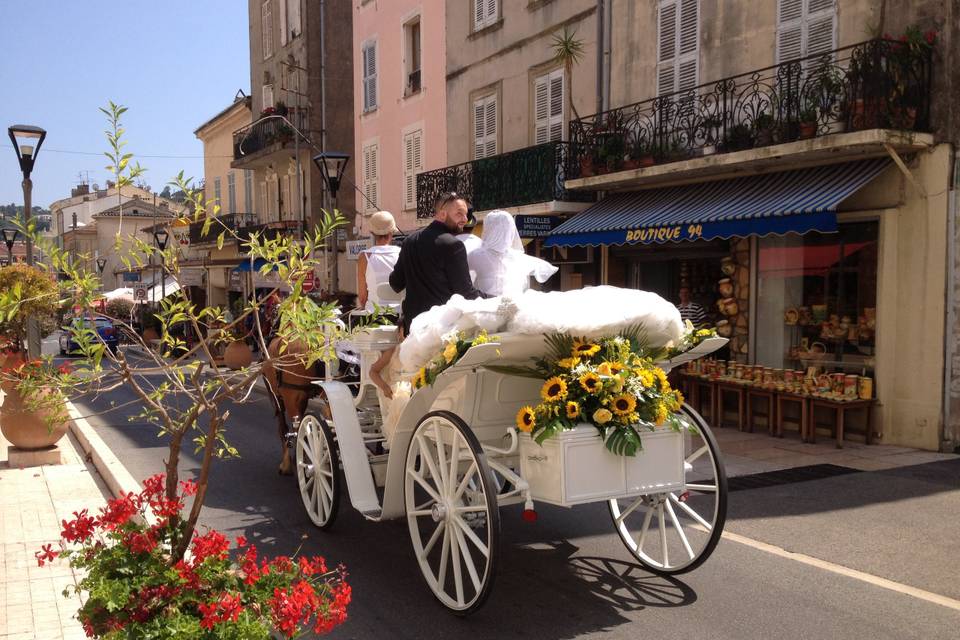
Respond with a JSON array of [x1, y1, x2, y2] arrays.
[[35, 544, 57, 567]]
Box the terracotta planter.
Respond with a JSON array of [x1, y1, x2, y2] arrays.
[[0, 388, 68, 450], [640, 155, 656, 168], [799, 121, 818, 139], [579, 156, 595, 177], [224, 340, 253, 370]]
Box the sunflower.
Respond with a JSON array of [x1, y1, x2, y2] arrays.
[[671, 390, 685, 412], [443, 341, 459, 363], [608, 362, 625, 374], [412, 367, 427, 388], [636, 369, 655, 388], [592, 408, 613, 424], [516, 406, 536, 432], [653, 367, 669, 389], [572, 340, 601, 358], [565, 401, 580, 419], [557, 357, 581, 369], [655, 402, 670, 425], [541, 376, 568, 402], [578, 372, 601, 394], [611, 393, 637, 416]]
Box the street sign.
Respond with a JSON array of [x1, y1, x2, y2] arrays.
[[346, 239, 371, 261], [515, 215, 562, 238], [302, 271, 316, 293], [134, 287, 147, 301]]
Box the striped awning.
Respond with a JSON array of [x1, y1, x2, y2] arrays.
[[544, 159, 891, 247]]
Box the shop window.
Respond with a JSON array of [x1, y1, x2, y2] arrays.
[[756, 221, 878, 377]]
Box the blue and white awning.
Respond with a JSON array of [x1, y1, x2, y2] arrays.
[[544, 159, 891, 247]]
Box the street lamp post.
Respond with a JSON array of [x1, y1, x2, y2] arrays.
[[8, 124, 47, 358], [1, 227, 18, 264], [312, 152, 350, 296], [153, 229, 169, 304]]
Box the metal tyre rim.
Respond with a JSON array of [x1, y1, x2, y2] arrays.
[[296, 413, 340, 530], [404, 410, 500, 615], [608, 403, 728, 574]]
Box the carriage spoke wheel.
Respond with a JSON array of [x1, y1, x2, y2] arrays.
[[608, 403, 727, 574], [296, 413, 340, 530], [405, 410, 500, 615]]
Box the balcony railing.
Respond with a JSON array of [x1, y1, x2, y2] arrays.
[[188, 212, 258, 246], [232, 107, 309, 160], [236, 220, 303, 246], [567, 38, 933, 179], [416, 141, 595, 219]]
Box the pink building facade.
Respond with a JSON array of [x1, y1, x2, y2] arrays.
[[352, 0, 446, 234]]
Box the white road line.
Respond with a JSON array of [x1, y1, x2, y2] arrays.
[[720, 530, 960, 612]]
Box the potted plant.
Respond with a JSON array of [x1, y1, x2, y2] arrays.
[[700, 115, 723, 154], [0, 263, 68, 450], [275, 100, 289, 117], [798, 107, 819, 139], [723, 124, 754, 152], [624, 131, 655, 169], [754, 112, 777, 146], [597, 132, 626, 173]]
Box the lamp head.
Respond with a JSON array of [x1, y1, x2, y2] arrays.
[[96, 257, 107, 273], [1, 227, 19, 250], [8, 125, 47, 179], [312, 151, 350, 197], [153, 229, 170, 250]]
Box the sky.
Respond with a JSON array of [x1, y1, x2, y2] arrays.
[[0, 1, 250, 208]]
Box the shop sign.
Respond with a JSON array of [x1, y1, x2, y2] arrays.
[[346, 239, 371, 261], [516, 215, 561, 238], [542, 245, 593, 265], [180, 268, 204, 287], [229, 270, 242, 291], [121, 272, 141, 282], [623, 224, 705, 244]]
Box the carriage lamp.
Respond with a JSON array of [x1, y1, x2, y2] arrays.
[[152, 229, 170, 251], [312, 151, 350, 199], [8, 124, 46, 359]]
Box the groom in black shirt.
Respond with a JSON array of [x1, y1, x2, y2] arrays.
[[389, 192, 487, 335]]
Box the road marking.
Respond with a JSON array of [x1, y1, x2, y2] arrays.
[[720, 529, 960, 612]]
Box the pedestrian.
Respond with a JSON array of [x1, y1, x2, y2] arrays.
[[356, 211, 401, 314], [677, 285, 708, 326]]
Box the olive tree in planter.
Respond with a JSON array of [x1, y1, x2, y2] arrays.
[[1, 102, 352, 638]]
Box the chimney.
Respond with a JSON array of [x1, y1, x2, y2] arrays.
[[71, 183, 90, 198]]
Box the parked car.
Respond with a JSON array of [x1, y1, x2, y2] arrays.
[[59, 315, 119, 356]]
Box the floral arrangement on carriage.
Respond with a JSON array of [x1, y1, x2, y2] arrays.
[[411, 329, 495, 390], [510, 331, 685, 456]]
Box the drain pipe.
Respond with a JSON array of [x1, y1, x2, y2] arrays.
[[318, 0, 339, 293], [595, 0, 604, 114]]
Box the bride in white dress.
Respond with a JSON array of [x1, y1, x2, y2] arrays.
[[467, 210, 558, 297]]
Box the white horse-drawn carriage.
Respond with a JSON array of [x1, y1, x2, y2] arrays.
[[294, 292, 729, 615]]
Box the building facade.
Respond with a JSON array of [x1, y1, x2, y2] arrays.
[[540, 0, 959, 451], [352, 0, 447, 234], [234, 0, 355, 294]]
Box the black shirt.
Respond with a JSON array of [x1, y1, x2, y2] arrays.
[[389, 220, 486, 333]]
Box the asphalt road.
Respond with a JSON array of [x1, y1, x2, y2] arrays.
[[64, 353, 960, 640]]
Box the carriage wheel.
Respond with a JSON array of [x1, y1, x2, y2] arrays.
[[608, 403, 727, 574], [296, 413, 340, 530], [404, 410, 500, 615]]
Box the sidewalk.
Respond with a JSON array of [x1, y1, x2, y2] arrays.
[[0, 427, 108, 639]]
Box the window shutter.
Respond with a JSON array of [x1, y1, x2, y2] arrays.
[[363, 42, 378, 111], [475, 0, 497, 31], [677, 0, 699, 91], [244, 171, 253, 212], [486, 0, 498, 23], [403, 130, 424, 210], [262, 84, 274, 111], [533, 75, 550, 144], [227, 172, 236, 214], [474, 99, 486, 158], [484, 97, 498, 158], [806, 15, 835, 59], [279, 0, 287, 46], [657, 1, 677, 95], [777, 0, 835, 64], [363, 144, 379, 212], [289, 0, 301, 37], [548, 71, 564, 141], [261, 1, 273, 59]]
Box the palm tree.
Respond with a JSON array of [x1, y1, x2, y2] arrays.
[[551, 27, 586, 124]]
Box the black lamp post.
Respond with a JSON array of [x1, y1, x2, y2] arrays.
[[1, 227, 18, 264], [153, 229, 169, 302], [312, 152, 350, 294], [8, 124, 46, 358]]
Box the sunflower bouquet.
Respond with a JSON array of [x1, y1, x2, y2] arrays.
[[412, 329, 495, 390], [666, 321, 719, 358], [511, 333, 685, 456]]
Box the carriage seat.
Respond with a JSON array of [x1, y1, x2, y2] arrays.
[[350, 325, 401, 409]]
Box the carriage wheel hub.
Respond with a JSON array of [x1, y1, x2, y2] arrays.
[[431, 503, 448, 523]]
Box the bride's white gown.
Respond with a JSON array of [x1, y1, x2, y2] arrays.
[[397, 285, 684, 373]]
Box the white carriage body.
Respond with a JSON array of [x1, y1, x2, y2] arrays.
[[313, 328, 727, 518]]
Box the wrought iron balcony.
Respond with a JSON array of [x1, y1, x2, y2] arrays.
[[416, 141, 595, 219], [232, 107, 310, 161], [567, 38, 933, 179], [188, 213, 258, 246], [235, 219, 303, 246]]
